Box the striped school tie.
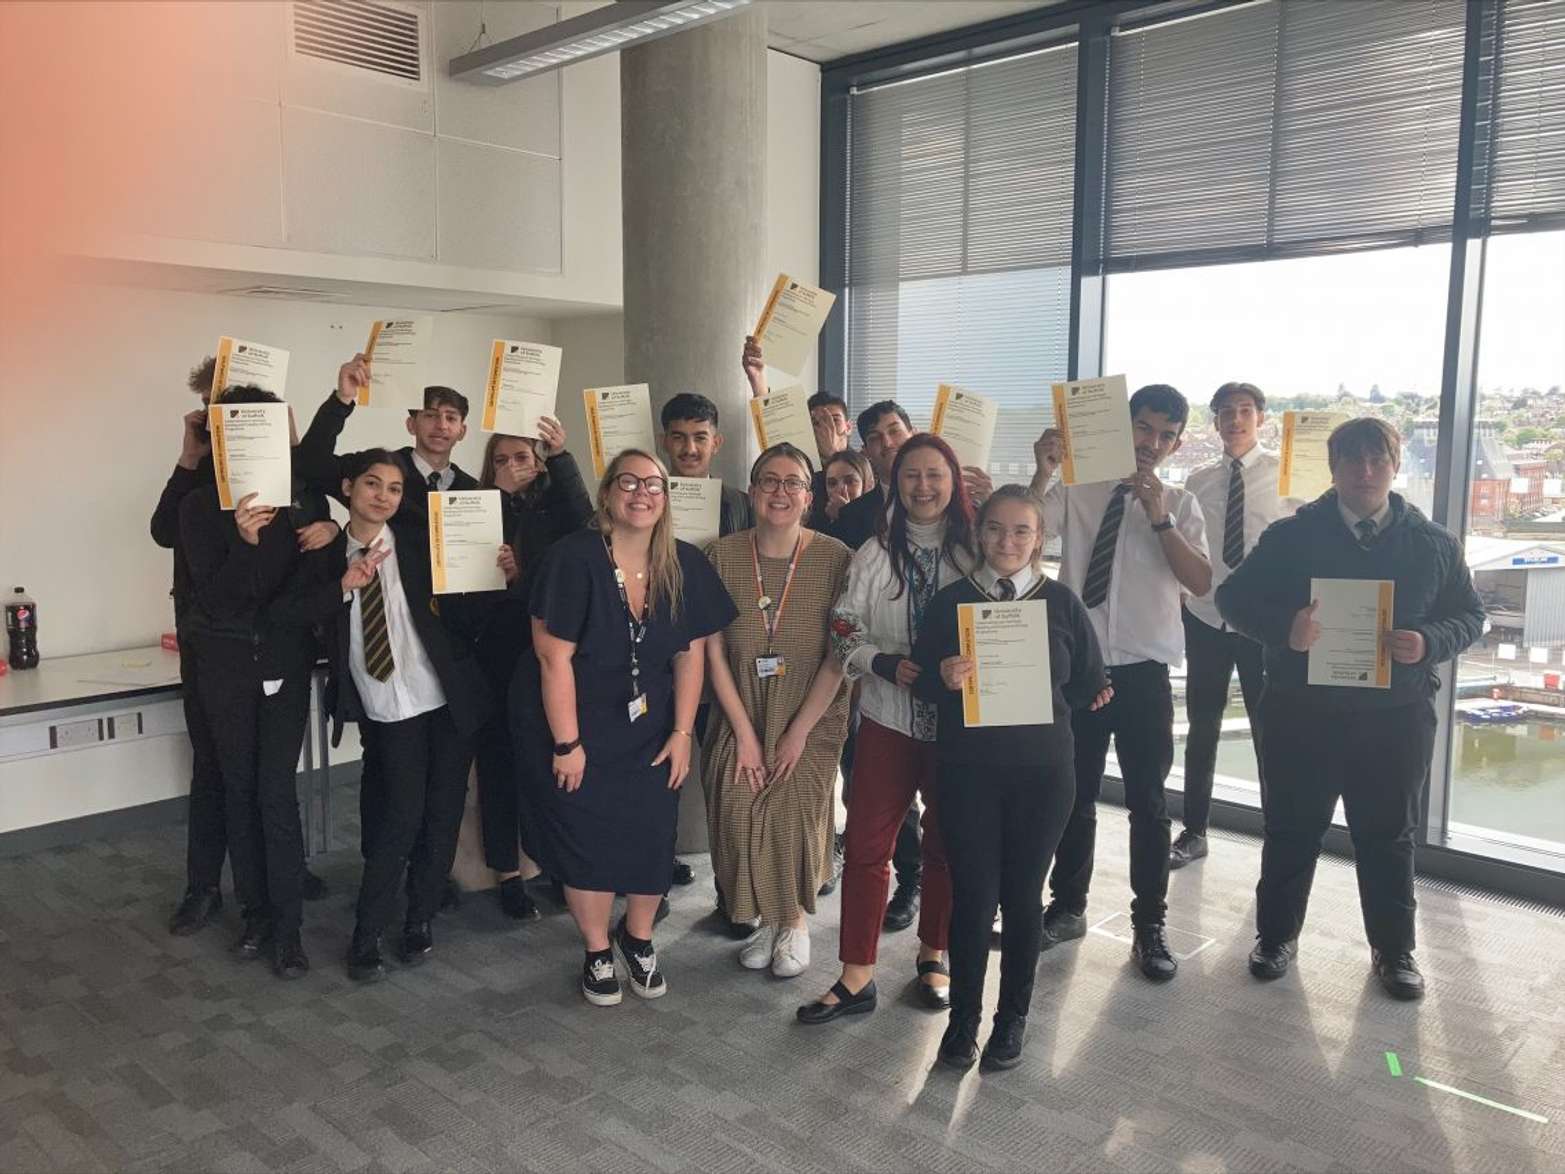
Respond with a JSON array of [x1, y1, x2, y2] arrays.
[[358, 552, 395, 682], [1080, 483, 1130, 610], [1222, 458, 1245, 570]]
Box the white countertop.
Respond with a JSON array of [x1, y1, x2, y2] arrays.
[[0, 646, 182, 717]]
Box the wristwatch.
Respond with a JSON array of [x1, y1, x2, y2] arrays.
[[553, 737, 582, 756], [1150, 518, 1174, 532]]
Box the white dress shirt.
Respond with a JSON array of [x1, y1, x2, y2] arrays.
[[1042, 477, 1209, 667], [974, 562, 1041, 600], [345, 524, 447, 724], [1183, 446, 1300, 631], [410, 451, 455, 492], [1339, 497, 1391, 538]]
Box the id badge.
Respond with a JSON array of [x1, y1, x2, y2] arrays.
[[755, 655, 786, 679], [627, 693, 648, 722]]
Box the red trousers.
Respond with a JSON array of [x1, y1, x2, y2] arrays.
[[838, 717, 950, 965]]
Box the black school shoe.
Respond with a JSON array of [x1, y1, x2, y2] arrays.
[[347, 934, 386, 983], [883, 882, 919, 932], [818, 835, 845, 897], [670, 860, 695, 886], [498, 877, 541, 921], [1372, 949, 1425, 1001], [915, 958, 952, 1011], [272, 932, 309, 980], [1131, 925, 1178, 981], [399, 921, 434, 966], [938, 1016, 980, 1070], [614, 920, 667, 999], [797, 979, 878, 1025], [981, 1015, 1026, 1071], [169, 888, 222, 936], [1039, 902, 1086, 951], [1248, 938, 1297, 981], [234, 914, 273, 961], [582, 949, 622, 1007]]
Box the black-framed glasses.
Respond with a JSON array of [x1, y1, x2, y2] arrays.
[[614, 473, 667, 496], [754, 473, 810, 496]]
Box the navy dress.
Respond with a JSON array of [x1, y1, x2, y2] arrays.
[[513, 528, 737, 894]]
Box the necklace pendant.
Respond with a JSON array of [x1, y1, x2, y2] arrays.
[[634, 571, 645, 581], [757, 595, 773, 611]]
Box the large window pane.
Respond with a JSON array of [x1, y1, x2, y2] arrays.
[[1103, 244, 1454, 807], [1451, 229, 1565, 866]]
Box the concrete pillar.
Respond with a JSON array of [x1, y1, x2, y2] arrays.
[[622, 8, 768, 854]]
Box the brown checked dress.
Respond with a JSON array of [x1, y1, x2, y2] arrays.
[[700, 530, 854, 926]]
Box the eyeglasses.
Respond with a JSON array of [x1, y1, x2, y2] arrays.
[[614, 473, 667, 496], [981, 522, 1039, 542], [754, 474, 810, 496]]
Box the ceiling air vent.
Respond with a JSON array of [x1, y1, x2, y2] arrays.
[[218, 285, 341, 302], [291, 0, 423, 84]]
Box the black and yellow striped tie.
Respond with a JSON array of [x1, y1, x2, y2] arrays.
[[1222, 458, 1245, 570], [358, 552, 395, 682], [1081, 483, 1130, 609]]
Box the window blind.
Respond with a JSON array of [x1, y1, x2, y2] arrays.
[[845, 43, 1077, 475], [1105, 0, 1467, 272], [1485, 0, 1565, 232]]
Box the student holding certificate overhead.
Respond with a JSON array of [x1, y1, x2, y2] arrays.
[[911, 486, 1110, 1071], [1030, 385, 1211, 981], [700, 443, 852, 980], [466, 422, 593, 921], [1216, 418, 1482, 1001], [515, 450, 736, 1007]]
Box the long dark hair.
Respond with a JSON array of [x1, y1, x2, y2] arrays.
[[876, 432, 975, 600]]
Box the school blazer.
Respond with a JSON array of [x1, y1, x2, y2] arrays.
[[314, 519, 493, 744]]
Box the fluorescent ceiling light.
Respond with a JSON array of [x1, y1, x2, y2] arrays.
[[450, 0, 753, 84]]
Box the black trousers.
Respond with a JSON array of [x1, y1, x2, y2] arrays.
[[839, 715, 921, 889], [194, 642, 312, 935], [354, 705, 474, 941], [1049, 660, 1174, 928], [1181, 608, 1266, 833], [940, 763, 1075, 1024], [475, 708, 536, 874], [1256, 694, 1434, 955], [178, 634, 228, 893]]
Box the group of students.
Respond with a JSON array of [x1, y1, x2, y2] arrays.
[[152, 343, 1484, 1076]]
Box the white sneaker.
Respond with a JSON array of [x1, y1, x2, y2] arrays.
[[771, 925, 810, 978], [739, 927, 773, 970]]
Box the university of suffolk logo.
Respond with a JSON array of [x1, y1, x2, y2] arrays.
[[229, 408, 241, 418], [509, 345, 521, 354], [602, 391, 612, 401], [236, 345, 248, 354], [982, 609, 993, 619]]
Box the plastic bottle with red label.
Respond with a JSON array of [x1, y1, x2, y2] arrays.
[[6, 586, 40, 670]]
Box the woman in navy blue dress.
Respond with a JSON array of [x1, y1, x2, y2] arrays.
[[514, 448, 736, 1007]]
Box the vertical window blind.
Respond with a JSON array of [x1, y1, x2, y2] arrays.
[[844, 42, 1078, 476]]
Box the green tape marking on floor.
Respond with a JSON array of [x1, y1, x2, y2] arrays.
[[1385, 1052, 1402, 1077], [1413, 1077, 1550, 1124]]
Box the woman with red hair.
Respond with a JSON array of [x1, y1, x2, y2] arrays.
[[799, 434, 976, 1024]]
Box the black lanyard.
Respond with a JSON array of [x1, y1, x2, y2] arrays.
[[603, 536, 650, 697]]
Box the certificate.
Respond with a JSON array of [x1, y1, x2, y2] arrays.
[[667, 477, 722, 549], [748, 386, 817, 457], [428, 490, 506, 595], [209, 401, 292, 509], [931, 384, 998, 470], [1308, 577, 1394, 689], [957, 598, 1052, 727], [211, 336, 289, 400], [1279, 411, 1347, 499], [583, 384, 657, 478], [481, 339, 562, 437], [1050, 376, 1136, 485], [752, 274, 837, 377], [361, 318, 430, 408]]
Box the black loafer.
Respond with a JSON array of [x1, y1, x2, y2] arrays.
[[1131, 924, 1178, 981], [347, 935, 385, 983], [883, 883, 919, 933], [1168, 829, 1208, 870], [498, 877, 540, 921], [670, 860, 695, 886], [1372, 949, 1425, 1001], [797, 979, 877, 1024], [915, 959, 951, 1011], [399, 920, 434, 965], [937, 1017, 980, 1070], [272, 932, 310, 980], [1039, 903, 1087, 951], [169, 888, 222, 936], [1248, 938, 1297, 981], [234, 915, 273, 961], [981, 1015, 1026, 1071]]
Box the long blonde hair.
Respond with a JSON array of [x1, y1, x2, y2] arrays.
[[595, 449, 684, 620]]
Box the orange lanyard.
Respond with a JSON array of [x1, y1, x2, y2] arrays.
[[750, 533, 804, 655]]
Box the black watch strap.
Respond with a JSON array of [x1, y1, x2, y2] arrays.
[[553, 738, 582, 756], [1150, 518, 1174, 532]]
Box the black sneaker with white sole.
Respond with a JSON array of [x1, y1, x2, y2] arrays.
[[581, 950, 622, 1007], [615, 925, 668, 999]]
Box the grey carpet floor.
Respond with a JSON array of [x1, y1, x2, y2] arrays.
[[1, 799, 1562, 1173]]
